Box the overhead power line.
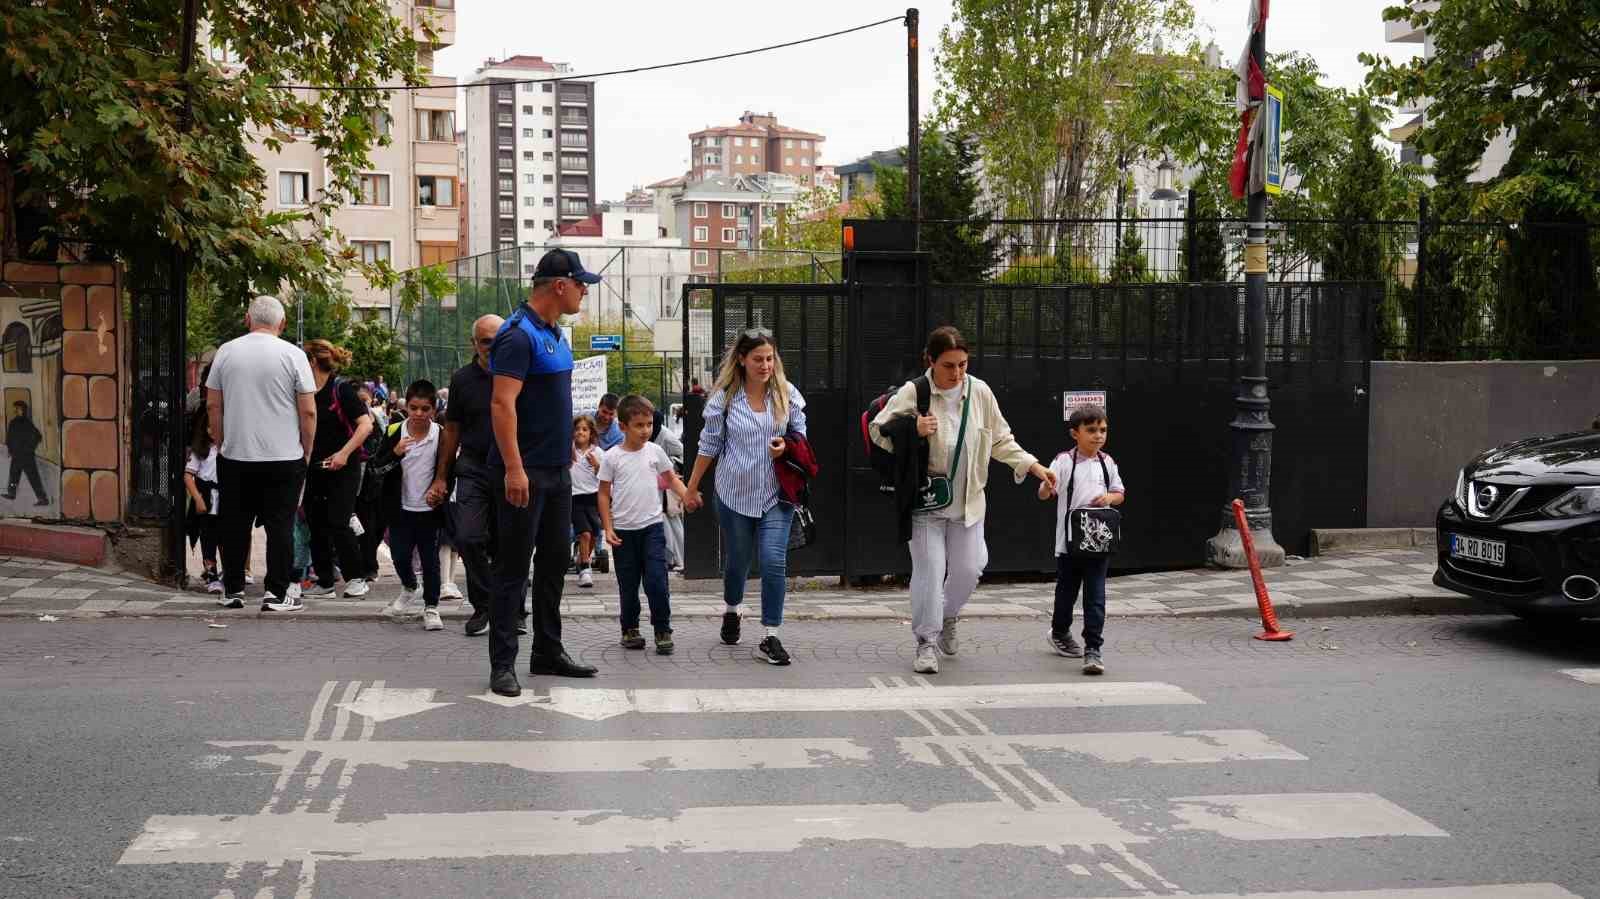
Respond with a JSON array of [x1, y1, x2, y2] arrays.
[[268, 14, 907, 92]]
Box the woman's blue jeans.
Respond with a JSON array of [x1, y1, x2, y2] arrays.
[[716, 498, 794, 627]]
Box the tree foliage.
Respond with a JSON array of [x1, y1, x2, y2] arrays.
[[343, 318, 404, 389], [871, 125, 999, 283], [0, 0, 434, 308], [937, 0, 1194, 225]]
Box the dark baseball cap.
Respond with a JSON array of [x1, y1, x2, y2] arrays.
[[533, 248, 601, 284]]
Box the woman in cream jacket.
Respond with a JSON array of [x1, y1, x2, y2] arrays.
[[869, 326, 1056, 674]]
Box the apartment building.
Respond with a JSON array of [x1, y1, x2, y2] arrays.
[[462, 55, 596, 259], [688, 111, 825, 185], [548, 210, 689, 328], [1385, 1, 1510, 182], [672, 174, 802, 277], [238, 0, 460, 310]]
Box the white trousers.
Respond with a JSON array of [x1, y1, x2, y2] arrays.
[[908, 515, 988, 643]]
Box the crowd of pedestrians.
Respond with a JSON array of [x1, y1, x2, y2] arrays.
[[192, 250, 1126, 696]]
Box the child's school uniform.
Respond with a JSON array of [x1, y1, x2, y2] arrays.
[[372, 421, 444, 606], [185, 446, 220, 578], [1049, 448, 1125, 651], [570, 443, 603, 551], [599, 441, 676, 635]]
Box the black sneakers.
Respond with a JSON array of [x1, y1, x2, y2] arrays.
[[620, 628, 646, 650], [757, 636, 791, 666], [1082, 650, 1105, 675], [720, 611, 741, 645], [1050, 632, 1084, 658], [490, 669, 521, 697], [464, 610, 489, 637]]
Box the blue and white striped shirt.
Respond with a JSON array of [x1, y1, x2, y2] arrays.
[[697, 382, 808, 518]]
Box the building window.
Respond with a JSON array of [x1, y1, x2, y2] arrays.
[[207, 40, 241, 64], [543, 174, 554, 183], [352, 240, 391, 265], [368, 108, 392, 138], [417, 175, 454, 207], [522, 128, 534, 138], [543, 129, 554, 139], [523, 218, 535, 229], [562, 130, 586, 147], [543, 219, 555, 229], [543, 151, 555, 161], [522, 105, 533, 114], [693, 226, 708, 242], [355, 173, 391, 206], [721, 203, 735, 218], [693, 202, 708, 218], [497, 153, 513, 171], [542, 83, 553, 92], [498, 176, 513, 193], [523, 150, 534, 160], [498, 198, 514, 215], [561, 154, 587, 171], [524, 173, 536, 185], [623, 220, 634, 236], [521, 82, 533, 93], [751, 137, 761, 148], [784, 156, 793, 166], [497, 111, 514, 127], [561, 199, 588, 215], [416, 109, 454, 141], [542, 106, 553, 115], [734, 137, 744, 146], [543, 197, 554, 206], [735, 154, 744, 164], [693, 250, 709, 267], [523, 197, 535, 207], [721, 228, 734, 242], [736, 228, 748, 242], [785, 139, 794, 148], [278, 171, 310, 206]]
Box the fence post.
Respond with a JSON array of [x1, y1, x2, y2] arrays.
[[1414, 194, 1429, 359], [1185, 188, 1198, 283]]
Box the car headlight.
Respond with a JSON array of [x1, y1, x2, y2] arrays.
[[1454, 469, 1468, 511], [1542, 486, 1600, 518]]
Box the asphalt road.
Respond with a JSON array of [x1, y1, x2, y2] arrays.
[[1, 614, 1597, 899]]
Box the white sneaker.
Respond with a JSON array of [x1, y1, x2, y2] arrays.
[[938, 617, 959, 656], [343, 578, 370, 598], [286, 581, 302, 601], [439, 581, 462, 601], [577, 568, 594, 588], [243, 573, 255, 586], [913, 642, 939, 674], [261, 593, 304, 613], [385, 588, 421, 618], [422, 608, 444, 631]]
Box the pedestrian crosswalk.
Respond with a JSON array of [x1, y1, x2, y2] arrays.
[[117, 676, 1577, 898]]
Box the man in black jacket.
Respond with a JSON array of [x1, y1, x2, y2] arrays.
[[4, 401, 48, 507]]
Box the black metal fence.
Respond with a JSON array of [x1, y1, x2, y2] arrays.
[[126, 252, 187, 578], [946, 205, 1598, 361]]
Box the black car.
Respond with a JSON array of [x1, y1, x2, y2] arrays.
[[1435, 430, 1600, 619]]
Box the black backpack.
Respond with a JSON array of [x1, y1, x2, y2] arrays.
[[860, 375, 931, 494]]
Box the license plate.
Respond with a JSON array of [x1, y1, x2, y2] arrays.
[[1451, 534, 1506, 567]]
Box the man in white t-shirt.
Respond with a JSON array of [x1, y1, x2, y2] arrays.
[[205, 295, 317, 611]]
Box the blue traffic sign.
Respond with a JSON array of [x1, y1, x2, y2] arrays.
[[590, 334, 623, 352]]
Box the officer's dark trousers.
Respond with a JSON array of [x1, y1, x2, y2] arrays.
[[487, 464, 570, 673]]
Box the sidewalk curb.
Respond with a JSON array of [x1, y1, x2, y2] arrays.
[[1168, 591, 1502, 619]]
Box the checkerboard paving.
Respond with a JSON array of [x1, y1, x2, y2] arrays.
[[0, 548, 1458, 620]]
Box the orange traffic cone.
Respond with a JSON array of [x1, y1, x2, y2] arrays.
[[1232, 499, 1293, 642]]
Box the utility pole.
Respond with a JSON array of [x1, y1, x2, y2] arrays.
[[906, 8, 920, 249], [1207, 1, 1284, 569]]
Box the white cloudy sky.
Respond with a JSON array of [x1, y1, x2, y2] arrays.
[[435, 0, 1421, 201]]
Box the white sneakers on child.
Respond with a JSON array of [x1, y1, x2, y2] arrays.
[[385, 588, 422, 618], [422, 608, 443, 631], [344, 578, 370, 598], [440, 581, 463, 601], [577, 568, 594, 588]]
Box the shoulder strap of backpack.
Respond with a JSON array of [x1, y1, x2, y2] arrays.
[[914, 376, 930, 415]]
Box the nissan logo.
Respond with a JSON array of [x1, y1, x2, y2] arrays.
[[1476, 484, 1501, 511]]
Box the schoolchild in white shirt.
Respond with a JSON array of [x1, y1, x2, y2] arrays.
[[1039, 405, 1125, 674], [569, 415, 603, 588], [599, 395, 690, 655]]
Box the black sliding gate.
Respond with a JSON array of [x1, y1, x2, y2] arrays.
[[682, 278, 1376, 580]]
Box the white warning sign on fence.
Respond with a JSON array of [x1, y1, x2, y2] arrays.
[[571, 355, 609, 417], [1062, 390, 1108, 422]]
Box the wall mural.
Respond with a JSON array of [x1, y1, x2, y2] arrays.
[[0, 293, 62, 517]]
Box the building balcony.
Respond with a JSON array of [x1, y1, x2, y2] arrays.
[[561, 186, 589, 197], [414, 206, 458, 242], [558, 116, 589, 129], [415, 6, 455, 48], [415, 73, 456, 106], [413, 140, 456, 167], [559, 160, 589, 173]]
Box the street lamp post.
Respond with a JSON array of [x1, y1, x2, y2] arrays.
[[1206, 7, 1284, 569]]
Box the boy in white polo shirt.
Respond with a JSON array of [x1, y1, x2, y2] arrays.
[[1040, 405, 1125, 675], [374, 380, 446, 631], [599, 395, 690, 655]]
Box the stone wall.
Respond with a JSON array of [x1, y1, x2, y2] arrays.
[[0, 261, 123, 524]]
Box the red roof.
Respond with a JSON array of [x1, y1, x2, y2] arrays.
[[646, 175, 686, 189], [557, 214, 602, 237], [487, 55, 560, 72]]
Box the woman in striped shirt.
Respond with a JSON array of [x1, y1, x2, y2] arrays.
[[684, 330, 807, 666]]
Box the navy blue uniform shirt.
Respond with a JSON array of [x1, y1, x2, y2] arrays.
[[486, 307, 573, 470]]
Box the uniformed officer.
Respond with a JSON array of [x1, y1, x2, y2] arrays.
[[426, 313, 504, 637], [485, 249, 601, 697]]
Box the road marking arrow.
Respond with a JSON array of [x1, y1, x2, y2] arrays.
[[336, 688, 452, 722], [472, 681, 1201, 720]]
